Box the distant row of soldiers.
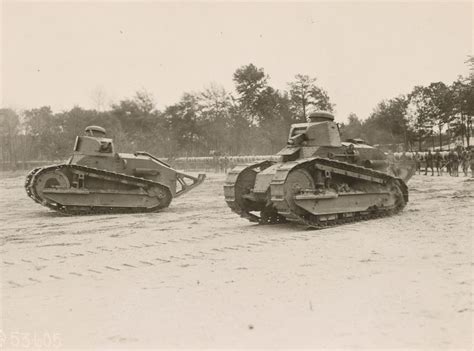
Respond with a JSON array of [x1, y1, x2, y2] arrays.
[[170, 148, 474, 177], [170, 155, 280, 173], [413, 148, 474, 177]]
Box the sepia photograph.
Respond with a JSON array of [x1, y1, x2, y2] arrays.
[[1, 0, 473, 349]]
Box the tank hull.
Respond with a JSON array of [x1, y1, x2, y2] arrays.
[[25, 158, 205, 215]]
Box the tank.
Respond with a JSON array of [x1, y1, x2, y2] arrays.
[[224, 112, 409, 228], [25, 126, 205, 215]]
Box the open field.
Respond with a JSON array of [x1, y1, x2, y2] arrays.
[[0, 171, 473, 349]]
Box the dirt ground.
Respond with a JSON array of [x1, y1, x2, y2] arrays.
[[0, 171, 472, 349]]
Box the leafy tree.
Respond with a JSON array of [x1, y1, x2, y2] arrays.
[[450, 77, 474, 146], [340, 113, 363, 140], [466, 56, 474, 81], [406, 86, 434, 150], [232, 64, 296, 152], [164, 93, 204, 156], [56, 107, 124, 153], [363, 96, 409, 147], [407, 83, 454, 149], [233, 64, 268, 124], [0, 108, 20, 165], [23, 106, 66, 159], [288, 74, 334, 121], [134, 90, 156, 115], [198, 84, 234, 153], [226, 103, 253, 155], [110, 90, 166, 155], [425, 82, 455, 148], [257, 89, 294, 152], [111, 90, 156, 122]]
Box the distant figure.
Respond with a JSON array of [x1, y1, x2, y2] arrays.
[[470, 148, 474, 178], [446, 151, 452, 175], [218, 157, 225, 173], [448, 150, 459, 177], [386, 150, 395, 162], [386, 151, 398, 176], [413, 151, 421, 174], [434, 150, 443, 176], [461, 148, 470, 176], [419, 153, 425, 174], [425, 150, 434, 176], [347, 143, 359, 163], [223, 156, 230, 173], [210, 150, 222, 173]]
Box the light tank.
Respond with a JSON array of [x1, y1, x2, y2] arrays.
[[25, 126, 205, 215], [224, 112, 409, 228]]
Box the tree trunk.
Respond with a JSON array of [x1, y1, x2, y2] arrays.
[[8, 133, 15, 169], [438, 124, 443, 150], [403, 126, 407, 150], [466, 115, 471, 147], [302, 98, 306, 121]]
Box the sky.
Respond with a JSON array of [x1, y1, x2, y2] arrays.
[[1, 1, 472, 122]]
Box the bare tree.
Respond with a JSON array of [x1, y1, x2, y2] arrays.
[[90, 86, 108, 112]]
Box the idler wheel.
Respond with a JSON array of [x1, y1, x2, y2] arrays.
[[283, 168, 315, 214], [148, 186, 172, 210], [234, 168, 259, 211], [34, 169, 70, 201]]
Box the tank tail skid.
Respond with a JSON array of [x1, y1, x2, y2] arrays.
[[392, 159, 417, 182], [175, 172, 206, 198]]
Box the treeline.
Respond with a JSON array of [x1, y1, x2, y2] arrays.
[[0, 64, 333, 165], [1, 60, 473, 167], [341, 57, 474, 150]]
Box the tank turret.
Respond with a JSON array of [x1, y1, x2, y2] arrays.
[[278, 112, 343, 162], [85, 125, 107, 137], [306, 111, 335, 123], [276, 113, 415, 178]]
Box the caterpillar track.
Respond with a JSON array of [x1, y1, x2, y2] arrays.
[[224, 158, 407, 229], [224, 111, 409, 229]]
